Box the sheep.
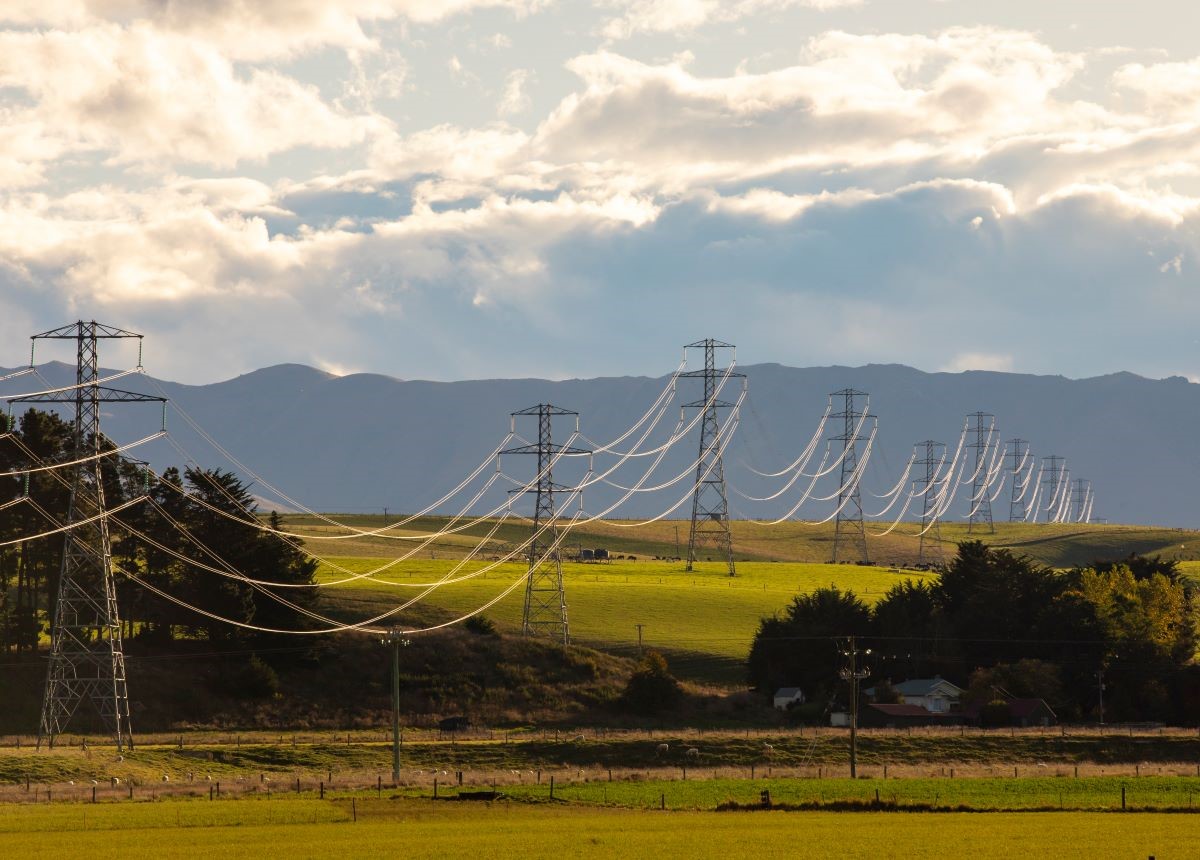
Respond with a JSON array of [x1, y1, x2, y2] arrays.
[[685, 748, 700, 760], [763, 743, 775, 758], [655, 743, 670, 757], [572, 734, 586, 743], [110, 777, 120, 787], [161, 774, 170, 783]]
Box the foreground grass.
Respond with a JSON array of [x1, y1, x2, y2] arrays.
[[0, 799, 1196, 859]]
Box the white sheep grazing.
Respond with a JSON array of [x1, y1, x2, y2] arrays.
[[111, 777, 120, 787], [655, 743, 670, 757], [685, 748, 700, 760], [763, 743, 775, 757], [573, 734, 586, 743], [161, 774, 170, 783]]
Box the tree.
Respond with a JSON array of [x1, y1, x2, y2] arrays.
[[871, 579, 947, 679], [747, 587, 871, 699]]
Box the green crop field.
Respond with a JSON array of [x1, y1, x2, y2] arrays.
[[296, 513, 1200, 682], [0, 798, 1196, 859], [313, 558, 935, 680]]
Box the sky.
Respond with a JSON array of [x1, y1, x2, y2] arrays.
[[1, 0, 1199, 384]]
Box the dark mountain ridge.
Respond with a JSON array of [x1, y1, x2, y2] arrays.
[[3, 360, 1197, 527]]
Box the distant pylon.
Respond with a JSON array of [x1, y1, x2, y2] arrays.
[[16, 321, 164, 751], [1007, 438, 1031, 522], [1071, 478, 1092, 523], [681, 339, 743, 577], [830, 389, 872, 563], [965, 412, 995, 534], [501, 405, 590, 644], [1039, 456, 1067, 523], [915, 440, 945, 566]]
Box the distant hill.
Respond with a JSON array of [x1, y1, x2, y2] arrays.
[[4, 360, 1199, 528]]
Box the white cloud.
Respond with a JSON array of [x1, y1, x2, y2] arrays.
[[0, 23, 373, 168], [601, 0, 862, 40], [498, 69, 533, 115], [940, 352, 1016, 373]]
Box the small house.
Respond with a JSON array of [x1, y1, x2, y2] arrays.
[[773, 687, 805, 711], [867, 676, 963, 713]]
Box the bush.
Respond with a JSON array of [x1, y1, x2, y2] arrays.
[[978, 699, 1012, 728], [622, 651, 682, 714], [224, 656, 281, 700], [464, 615, 498, 636]]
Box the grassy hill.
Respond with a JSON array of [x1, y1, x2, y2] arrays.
[[291, 515, 1200, 684]]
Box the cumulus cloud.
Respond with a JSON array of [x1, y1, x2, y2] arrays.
[[0, 23, 374, 168], [3, 4, 1200, 385]]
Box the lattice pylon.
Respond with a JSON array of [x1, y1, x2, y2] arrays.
[[965, 412, 996, 534], [681, 339, 743, 577], [830, 389, 871, 563], [20, 322, 162, 750], [502, 405, 590, 645], [915, 440, 945, 566]]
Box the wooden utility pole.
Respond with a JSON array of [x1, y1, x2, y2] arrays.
[[840, 636, 870, 778]]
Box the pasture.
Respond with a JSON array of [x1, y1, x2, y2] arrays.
[[0, 796, 1196, 859]]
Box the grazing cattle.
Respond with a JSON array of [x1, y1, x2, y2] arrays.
[[655, 743, 669, 757]]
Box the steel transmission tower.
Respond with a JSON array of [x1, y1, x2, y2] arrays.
[[1039, 456, 1067, 523], [1007, 438, 1031, 523], [14, 322, 164, 751], [501, 405, 590, 644], [830, 389, 872, 563], [681, 339, 743, 576], [1072, 479, 1092, 523], [914, 440, 945, 566], [965, 412, 996, 534]]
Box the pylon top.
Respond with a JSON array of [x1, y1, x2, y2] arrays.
[[683, 338, 735, 349], [510, 403, 577, 417], [31, 321, 143, 340]]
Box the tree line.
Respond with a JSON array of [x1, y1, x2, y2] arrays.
[[748, 541, 1199, 723], [0, 408, 318, 654]]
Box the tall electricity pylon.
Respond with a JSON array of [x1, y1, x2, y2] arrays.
[[914, 440, 945, 566], [1007, 438, 1031, 523], [965, 412, 995, 534], [501, 405, 590, 645], [830, 389, 871, 563], [1039, 456, 1067, 523], [15, 322, 164, 751], [681, 339, 743, 577]]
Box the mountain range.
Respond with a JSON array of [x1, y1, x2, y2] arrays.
[[4, 360, 1197, 528]]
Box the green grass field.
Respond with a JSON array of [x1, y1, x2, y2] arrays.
[[312, 558, 936, 680], [0, 798, 1196, 859], [284, 513, 1200, 568], [296, 513, 1200, 682]]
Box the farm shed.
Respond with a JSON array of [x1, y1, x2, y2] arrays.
[[772, 687, 805, 710], [963, 698, 1057, 728], [859, 703, 964, 729]]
